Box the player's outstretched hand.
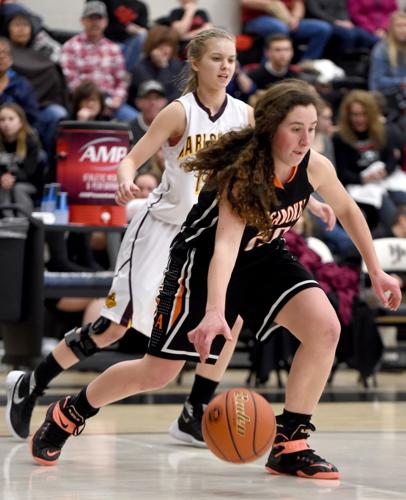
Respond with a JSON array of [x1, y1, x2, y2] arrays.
[[115, 181, 140, 205], [370, 270, 402, 311], [188, 310, 232, 363]]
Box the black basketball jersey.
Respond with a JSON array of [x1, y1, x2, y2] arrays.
[[179, 150, 314, 253]]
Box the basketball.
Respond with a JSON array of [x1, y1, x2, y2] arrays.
[[202, 388, 276, 463]]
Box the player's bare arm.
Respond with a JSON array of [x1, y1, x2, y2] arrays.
[[188, 196, 245, 361], [308, 149, 402, 311], [116, 101, 187, 204]]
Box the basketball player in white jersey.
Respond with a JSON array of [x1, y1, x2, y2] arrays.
[[6, 28, 333, 446], [5, 28, 252, 445]]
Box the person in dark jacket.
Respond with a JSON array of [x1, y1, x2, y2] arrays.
[[306, 0, 379, 65], [247, 34, 300, 90], [0, 37, 40, 128]]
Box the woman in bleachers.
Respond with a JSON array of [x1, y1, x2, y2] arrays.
[[4, 10, 68, 158], [333, 89, 406, 230], [128, 25, 185, 104], [369, 11, 406, 125], [0, 1, 61, 63], [0, 102, 42, 213]]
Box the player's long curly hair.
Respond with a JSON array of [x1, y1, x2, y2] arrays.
[[184, 79, 320, 237]]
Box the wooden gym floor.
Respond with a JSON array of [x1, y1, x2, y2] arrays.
[[1, 368, 406, 499]]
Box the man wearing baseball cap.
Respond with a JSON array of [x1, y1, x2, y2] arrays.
[[130, 80, 168, 176], [60, 1, 138, 121]]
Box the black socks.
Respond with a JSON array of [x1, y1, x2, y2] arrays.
[[188, 374, 219, 406], [276, 409, 312, 439], [33, 352, 64, 392], [68, 386, 99, 420]]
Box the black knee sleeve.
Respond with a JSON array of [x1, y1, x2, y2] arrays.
[[64, 317, 111, 360]]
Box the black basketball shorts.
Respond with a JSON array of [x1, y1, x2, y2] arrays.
[[147, 236, 320, 364]]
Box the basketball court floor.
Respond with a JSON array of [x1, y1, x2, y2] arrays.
[[1, 368, 406, 499]]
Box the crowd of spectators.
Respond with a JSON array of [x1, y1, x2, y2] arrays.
[[1, 0, 406, 256]]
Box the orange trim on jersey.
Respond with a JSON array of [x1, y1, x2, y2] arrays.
[[170, 280, 185, 327], [274, 165, 299, 189]]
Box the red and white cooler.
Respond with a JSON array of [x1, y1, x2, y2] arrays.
[[56, 121, 131, 226]]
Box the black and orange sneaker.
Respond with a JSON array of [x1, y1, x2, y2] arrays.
[[30, 397, 85, 466], [265, 422, 340, 480]]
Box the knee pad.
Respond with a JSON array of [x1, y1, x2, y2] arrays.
[[64, 317, 111, 360]]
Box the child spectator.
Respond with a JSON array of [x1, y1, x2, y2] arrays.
[[70, 81, 110, 122], [0, 102, 42, 213]]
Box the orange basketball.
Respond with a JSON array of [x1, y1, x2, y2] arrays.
[[202, 388, 276, 463]]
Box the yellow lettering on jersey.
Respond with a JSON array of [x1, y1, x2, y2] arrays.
[[154, 313, 164, 330], [195, 134, 203, 152], [184, 136, 193, 157], [177, 133, 221, 160]]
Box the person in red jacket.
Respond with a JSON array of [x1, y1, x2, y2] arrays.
[[348, 0, 398, 38]]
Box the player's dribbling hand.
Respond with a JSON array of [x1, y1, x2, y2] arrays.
[[115, 182, 140, 205], [187, 310, 232, 363]]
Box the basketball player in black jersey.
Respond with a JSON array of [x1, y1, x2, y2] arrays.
[[29, 79, 401, 480]]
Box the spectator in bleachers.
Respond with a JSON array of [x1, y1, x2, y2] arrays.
[[226, 61, 256, 101], [309, 98, 359, 259], [333, 89, 406, 230], [166, 0, 213, 58], [369, 11, 406, 114], [0, 37, 40, 127], [0, 102, 42, 214], [88, 0, 149, 72], [126, 171, 160, 221], [0, 1, 61, 63], [129, 80, 167, 178], [348, 0, 398, 39], [312, 99, 335, 164], [134, 172, 159, 198], [373, 205, 406, 289], [247, 34, 300, 89], [4, 12, 68, 157], [306, 0, 379, 66], [71, 80, 110, 122], [61, 1, 138, 122], [128, 25, 184, 104], [240, 0, 332, 61]]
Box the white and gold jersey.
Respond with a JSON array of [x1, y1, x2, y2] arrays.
[[147, 92, 249, 225]]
